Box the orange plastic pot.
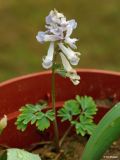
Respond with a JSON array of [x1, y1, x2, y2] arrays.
[[0, 69, 120, 148]]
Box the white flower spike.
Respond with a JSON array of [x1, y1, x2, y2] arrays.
[[36, 9, 81, 85]]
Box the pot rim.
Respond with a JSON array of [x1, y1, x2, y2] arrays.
[[0, 68, 120, 87]]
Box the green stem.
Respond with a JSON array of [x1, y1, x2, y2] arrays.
[[52, 62, 60, 152], [59, 116, 80, 147]]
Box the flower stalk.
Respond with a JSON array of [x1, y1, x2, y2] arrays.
[[51, 60, 60, 152]]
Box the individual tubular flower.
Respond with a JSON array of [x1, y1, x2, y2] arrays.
[[59, 52, 80, 85], [42, 42, 54, 69], [59, 52, 75, 72], [58, 43, 80, 65], [36, 32, 62, 43], [65, 19, 78, 49]]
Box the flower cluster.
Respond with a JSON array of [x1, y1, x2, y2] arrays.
[[36, 9, 81, 85]]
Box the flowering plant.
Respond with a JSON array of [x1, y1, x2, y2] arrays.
[[15, 9, 97, 155], [1, 9, 119, 160]]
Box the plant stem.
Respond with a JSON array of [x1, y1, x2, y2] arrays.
[[59, 124, 73, 147], [52, 62, 60, 152], [59, 116, 80, 147]]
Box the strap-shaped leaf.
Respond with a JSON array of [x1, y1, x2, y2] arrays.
[[82, 103, 120, 160]]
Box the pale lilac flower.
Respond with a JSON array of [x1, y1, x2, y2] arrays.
[[36, 9, 79, 48], [36, 9, 81, 85]]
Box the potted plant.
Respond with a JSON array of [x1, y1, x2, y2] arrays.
[[0, 9, 120, 160]]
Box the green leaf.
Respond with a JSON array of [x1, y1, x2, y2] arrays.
[[36, 117, 50, 131], [76, 95, 97, 117], [16, 103, 53, 132], [85, 124, 96, 135], [45, 110, 55, 121], [16, 122, 27, 132], [0, 148, 41, 160], [31, 116, 37, 125], [56, 67, 67, 78], [79, 115, 93, 123], [58, 96, 97, 136], [35, 112, 45, 120], [58, 100, 80, 122], [74, 122, 86, 136], [58, 107, 72, 121], [64, 100, 80, 114], [20, 104, 45, 113], [53, 63, 61, 70], [72, 115, 96, 136], [23, 114, 36, 124], [82, 102, 120, 160]]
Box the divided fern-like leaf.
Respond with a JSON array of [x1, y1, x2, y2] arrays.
[[58, 100, 80, 121], [45, 110, 55, 121], [76, 95, 97, 118], [16, 103, 55, 132], [36, 117, 50, 131], [58, 95, 97, 136]]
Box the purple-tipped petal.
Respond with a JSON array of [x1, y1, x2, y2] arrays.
[[36, 32, 46, 43]]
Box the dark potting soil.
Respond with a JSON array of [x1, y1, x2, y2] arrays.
[[32, 135, 86, 160], [0, 135, 120, 160], [31, 134, 120, 160]]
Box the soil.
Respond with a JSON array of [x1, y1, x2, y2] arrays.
[[0, 135, 120, 160], [31, 134, 120, 160]]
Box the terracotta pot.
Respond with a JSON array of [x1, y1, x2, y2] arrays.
[[0, 69, 120, 148]]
